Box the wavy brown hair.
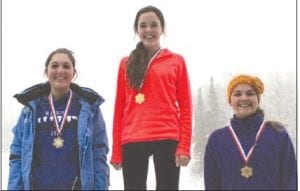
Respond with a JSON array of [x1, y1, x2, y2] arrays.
[[126, 6, 165, 90]]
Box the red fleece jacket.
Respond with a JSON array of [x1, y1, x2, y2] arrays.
[[111, 49, 192, 164]]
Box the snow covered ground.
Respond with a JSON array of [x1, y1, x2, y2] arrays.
[[2, 152, 204, 190]]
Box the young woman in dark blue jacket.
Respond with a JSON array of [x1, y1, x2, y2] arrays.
[[204, 74, 297, 190]]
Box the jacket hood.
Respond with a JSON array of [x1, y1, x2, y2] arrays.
[[14, 82, 104, 106]]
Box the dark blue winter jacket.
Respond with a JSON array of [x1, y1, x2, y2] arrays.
[[204, 112, 297, 190]]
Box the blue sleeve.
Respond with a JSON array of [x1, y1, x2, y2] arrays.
[[8, 108, 26, 190], [93, 107, 110, 190], [204, 136, 222, 190], [279, 132, 297, 190]]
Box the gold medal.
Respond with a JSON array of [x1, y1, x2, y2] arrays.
[[240, 165, 253, 178], [228, 121, 266, 179], [53, 136, 64, 149], [48, 90, 73, 149], [135, 93, 145, 104]]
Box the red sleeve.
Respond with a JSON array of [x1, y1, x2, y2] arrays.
[[110, 58, 127, 163], [175, 56, 192, 158]]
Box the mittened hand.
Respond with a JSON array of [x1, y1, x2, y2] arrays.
[[175, 155, 190, 167]]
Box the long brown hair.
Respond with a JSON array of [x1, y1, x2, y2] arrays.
[[126, 6, 165, 90], [257, 107, 286, 132], [265, 121, 286, 132]]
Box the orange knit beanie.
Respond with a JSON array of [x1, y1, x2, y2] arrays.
[[227, 74, 264, 104]]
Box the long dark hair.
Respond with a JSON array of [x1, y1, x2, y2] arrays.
[[126, 6, 165, 90]]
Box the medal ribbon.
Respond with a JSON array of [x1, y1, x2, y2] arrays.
[[228, 120, 266, 164], [48, 90, 73, 136], [138, 47, 162, 90]]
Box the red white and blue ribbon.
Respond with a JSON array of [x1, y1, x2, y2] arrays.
[[228, 120, 266, 164], [48, 90, 73, 136]]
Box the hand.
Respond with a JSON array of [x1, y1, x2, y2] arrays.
[[111, 162, 122, 170], [175, 155, 190, 167]]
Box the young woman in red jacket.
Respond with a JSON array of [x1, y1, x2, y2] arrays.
[[110, 5, 192, 190]]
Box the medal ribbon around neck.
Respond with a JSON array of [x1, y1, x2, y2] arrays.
[[134, 47, 162, 104], [48, 90, 73, 136], [138, 47, 162, 90], [228, 120, 266, 164]]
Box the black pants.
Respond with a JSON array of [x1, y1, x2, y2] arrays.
[[122, 140, 180, 190]]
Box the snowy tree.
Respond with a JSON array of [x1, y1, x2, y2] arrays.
[[191, 88, 206, 176], [215, 83, 231, 127], [262, 72, 296, 147], [191, 77, 229, 177], [206, 77, 225, 133]]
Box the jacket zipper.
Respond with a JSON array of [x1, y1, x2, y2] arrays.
[[71, 176, 78, 190], [30, 107, 36, 190]]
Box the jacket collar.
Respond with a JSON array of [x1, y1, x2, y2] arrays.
[[230, 112, 265, 134], [14, 82, 104, 106]]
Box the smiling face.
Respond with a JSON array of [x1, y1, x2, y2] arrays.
[[230, 84, 259, 119], [136, 11, 164, 55], [46, 53, 75, 97]]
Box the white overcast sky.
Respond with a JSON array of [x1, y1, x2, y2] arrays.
[[1, 0, 297, 189], [3, 0, 296, 125]]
